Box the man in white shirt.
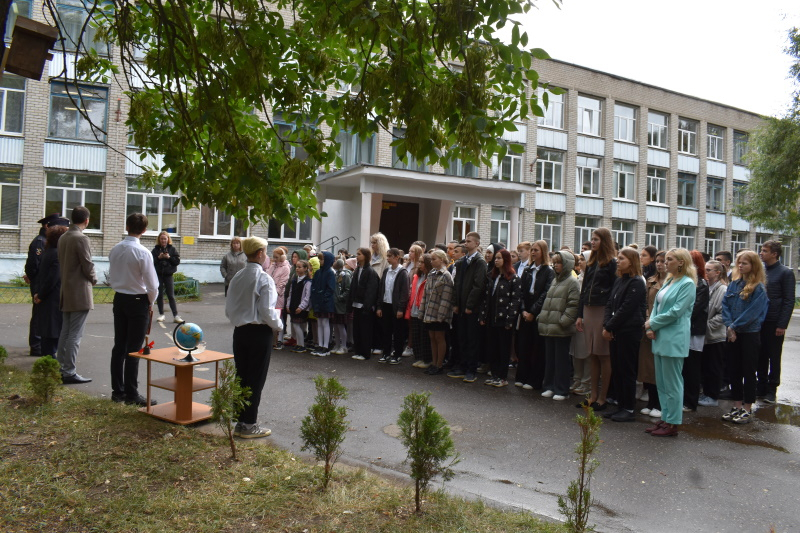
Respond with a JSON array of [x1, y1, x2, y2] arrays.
[[225, 236, 283, 439], [108, 213, 160, 406]]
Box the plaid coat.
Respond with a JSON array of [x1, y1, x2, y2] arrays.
[[421, 268, 455, 324]]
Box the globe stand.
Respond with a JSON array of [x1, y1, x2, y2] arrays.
[[175, 349, 200, 363], [172, 323, 203, 362]]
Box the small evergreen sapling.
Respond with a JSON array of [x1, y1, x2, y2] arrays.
[[558, 404, 603, 533], [300, 375, 349, 489], [397, 391, 459, 513], [211, 360, 251, 460], [30, 355, 62, 403], [0, 345, 8, 365]]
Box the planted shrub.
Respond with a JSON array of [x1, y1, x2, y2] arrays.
[[558, 404, 603, 533], [300, 375, 349, 489], [30, 355, 62, 403], [0, 345, 8, 365], [211, 360, 251, 460], [397, 391, 459, 513]]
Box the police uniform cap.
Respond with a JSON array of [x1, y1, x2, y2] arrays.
[[37, 213, 61, 225]]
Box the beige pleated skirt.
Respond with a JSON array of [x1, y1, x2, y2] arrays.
[[582, 305, 610, 356]]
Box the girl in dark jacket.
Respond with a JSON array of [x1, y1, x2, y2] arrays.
[[516, 240, 554, 390], [348, 247, 380, 361], [602, 247, 647, 421], [480, 248, 522, 387], [33, 224, 69, 357], [310, 251, 336, 357], [152, 231, 182, 323], [577, 227, 618, 411], [682, 250, 710, 411]]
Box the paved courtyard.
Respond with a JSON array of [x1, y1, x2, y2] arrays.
[[2, 284, 799, 532]]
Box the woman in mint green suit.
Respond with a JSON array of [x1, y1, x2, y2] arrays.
[[644, 248, 697, 437]]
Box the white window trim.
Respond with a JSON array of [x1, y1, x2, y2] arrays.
[[493, 150, 523, 182], [613, 105, 636, 144], [613, 162, 636, 201], [199, 206, 250, 239], [647, 113, 668, 150], [536, 149, 564, 192], [268, 217, 312, 242], [678, 119, 698, 155], [0, 172, 20, 228], [0, 75, 25, 136], [646, 224, 666, 250], [535, 213, 562, 250], [576, 156, 601, 197], [577, 96, 602, 137], [452, 205, 477, 241]]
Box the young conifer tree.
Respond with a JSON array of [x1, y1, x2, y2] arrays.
[[300, 375, 349, 489]]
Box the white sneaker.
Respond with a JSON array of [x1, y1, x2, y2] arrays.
[[522, 384, 533, 390], [402, 346, 414, 357], [640, 407, 652, 416], [417, 361, 431, 369], [371, 349, 383, 356], [238, 424, 272, 439], [156, 315, 166, 322], [649, 408, 662, 418], [541, 390, 554, 398], [352, 355, 366, 361], [173, 315, 185, 323], [514, 382, 523, 387], [553, 395, 567, 401], [332, 348, 347, 355]]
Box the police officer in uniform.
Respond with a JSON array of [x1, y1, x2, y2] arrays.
[[24, 213, 60, 357]]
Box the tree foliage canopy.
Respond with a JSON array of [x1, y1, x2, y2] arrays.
[[737, 27, 800, 234], [51, 0, 559, 226]]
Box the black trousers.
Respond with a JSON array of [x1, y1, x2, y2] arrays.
[[487, 325, 513, 380], [157, 274, 178, 315], [543, 336, 573, 396], [233, 324, 272, 425], [448, 312, 461, 367], [111, 293, 150, 397], [353, 310, 374, 359], [41, 337, 59, 358], [610, 329, 642, 411], [456, 310, 480, 373], [682, 349, 703, 409], [380, 303, 407, 358], [516, 318, 544, 388], [728, 331, 760, 404], [410, 317, 432, 363], [29, 300, 41, 355], [757, 322, 786, 395], [701, 342, 725, 400]]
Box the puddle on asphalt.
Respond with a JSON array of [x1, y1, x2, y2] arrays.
[[752, 403, 800, 427], [682, 408, 793, 453]]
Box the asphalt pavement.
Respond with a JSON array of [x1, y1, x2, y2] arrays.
[[2, 284, 799, 533]]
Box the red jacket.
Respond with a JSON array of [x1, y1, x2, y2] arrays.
[[405, 273, 426, 320]]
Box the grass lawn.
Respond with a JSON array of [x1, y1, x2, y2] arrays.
[[0, 364, 564, 533]]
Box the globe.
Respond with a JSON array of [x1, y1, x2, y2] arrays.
[[174, 322, 204, 352]]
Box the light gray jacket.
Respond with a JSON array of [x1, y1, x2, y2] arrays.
[[705, 280, 727, 344]]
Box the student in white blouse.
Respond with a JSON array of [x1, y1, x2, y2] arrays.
[[225, 236, 283, 439]]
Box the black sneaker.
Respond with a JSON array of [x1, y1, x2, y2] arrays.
[[721, 407, 741, 421], [447, 369, 466, 378], [763, 392, 777, 404], [463, 373, 477, 383], [378, 355, 390, 363], [111, 393, 126, 403], [389, 356, 401, 365], [427, 366, 444, 375]]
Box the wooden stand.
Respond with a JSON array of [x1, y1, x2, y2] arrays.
[[130, 347, 233, 425]]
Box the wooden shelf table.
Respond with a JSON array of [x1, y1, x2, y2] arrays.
[[130, 347, 233, 425]]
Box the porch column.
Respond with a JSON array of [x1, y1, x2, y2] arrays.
[[509, 206, 519, 249], [436, 200, 453, 245], [360, 192, 373, 247], [370, 193, 383, 236], [311, 200, 323, 245]]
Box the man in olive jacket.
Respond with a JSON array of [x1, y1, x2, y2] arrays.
[[56, 206, 97, 384], [448, 231, 487, 383]]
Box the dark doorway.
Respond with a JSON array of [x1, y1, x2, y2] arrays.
[[379, 201, 419, 250]]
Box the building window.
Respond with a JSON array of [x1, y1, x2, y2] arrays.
[[755, 233, 771, 252], [574, 216, 599, 252], [535, 213, 561, 250], [126, 178, 180, 235], [612, 220, 634, 247], [678, 118, 698, 155], [576, 156, 601, 196], [731, 232, 747, 256], [45, 172, 102, 230], [646, 224, 666, 251], [677, 173, 696, 208], [537, 87, 564, 129], [493, 147, 523, 182], [445, 157, 479, 178], [335, 130, 374, 167], [732, 181, 747, 208], [613, 162, 636, 200], [780, 237, 793, 269], [0, 75, 24, 134], [706, 178, 724, 212], [707, 124, 724, 160], [452, 205, 476, 240], [275, 119, 310, 161], [705, 230, 722, 258], [268, 217, 312, 241], [391, 127, 426, 172], [733, 131, 748, 165], [199, 205, 248, 238], [614, 104, 636, 143], [490, 208, 511, 246], [676, 226, 695, 249], [56, 0, 103, 52], [49, 82, 108, 142], [647, 112, 668, 149], [577, 95, 602, 136], [647, 167, 667, 204], [536, 149, 563, 191], [0, 169, 20, 226]]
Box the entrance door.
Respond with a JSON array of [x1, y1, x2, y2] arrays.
[[379, 201, 419, 250]]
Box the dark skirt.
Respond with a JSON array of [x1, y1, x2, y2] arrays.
[[315, 311, 333, 319], [332, 312, 351, 325]]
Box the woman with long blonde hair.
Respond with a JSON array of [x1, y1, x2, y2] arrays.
[[720, 250, 768, 424]]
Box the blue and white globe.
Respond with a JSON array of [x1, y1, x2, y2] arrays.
[[174, 322, 205, 353]]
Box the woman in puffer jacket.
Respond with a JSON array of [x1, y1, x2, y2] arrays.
[[538, 250, 580, 400]]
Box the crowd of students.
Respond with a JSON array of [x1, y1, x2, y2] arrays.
[[243, 228, 795, 439]]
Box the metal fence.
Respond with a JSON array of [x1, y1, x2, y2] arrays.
[[0, 278, 200, 304]]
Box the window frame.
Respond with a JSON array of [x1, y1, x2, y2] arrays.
[[646, 166, 667, 204], [48, 82, 108, 142], [391, 127, 427, 172], [490, 207, 511, 246], [199, 205, 249, 239], [445, 157, 479, 178], [612, 220, 634, 247], [535, 148, 564, 191], [44, 171, 103, 231], [574, 216, 599, 252], [733, 131, 748, 165], [0, 168, 21, 227], [55, 0, 105, 54], [677, 118, 698, 155], [645, 223, 666, 251], [706, 177, 725, 212], [126, 178, 180, 236], [493, 147, 523, 182], [0, 74, 25, 135], [535, 212, 561, 250], [577, 95, 602, 137], [613, 161, 636, 200], [613, 103, 636, 143], [537, 86, 565, 129], [707, 124, 724, 161], [452, 205, 477, 241], [677, 172, 697, 208], [676, 226, 696, 250], [647, 111, 668, 150], [705, 229, 722, 258], [731, 232, 747, 256], [780, 237, 793, 269], [576, 155, 601, 197], [335, 130, 375, 167], [732, 181, 747, 208]]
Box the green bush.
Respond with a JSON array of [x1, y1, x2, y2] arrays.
[[558, 404, 603, 533], [0, 345, 8, 365], [300, 376, 349, 489], [173, 272, 187, 282], [30, 356, 62, 404], [6, 273, 28, 287]]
